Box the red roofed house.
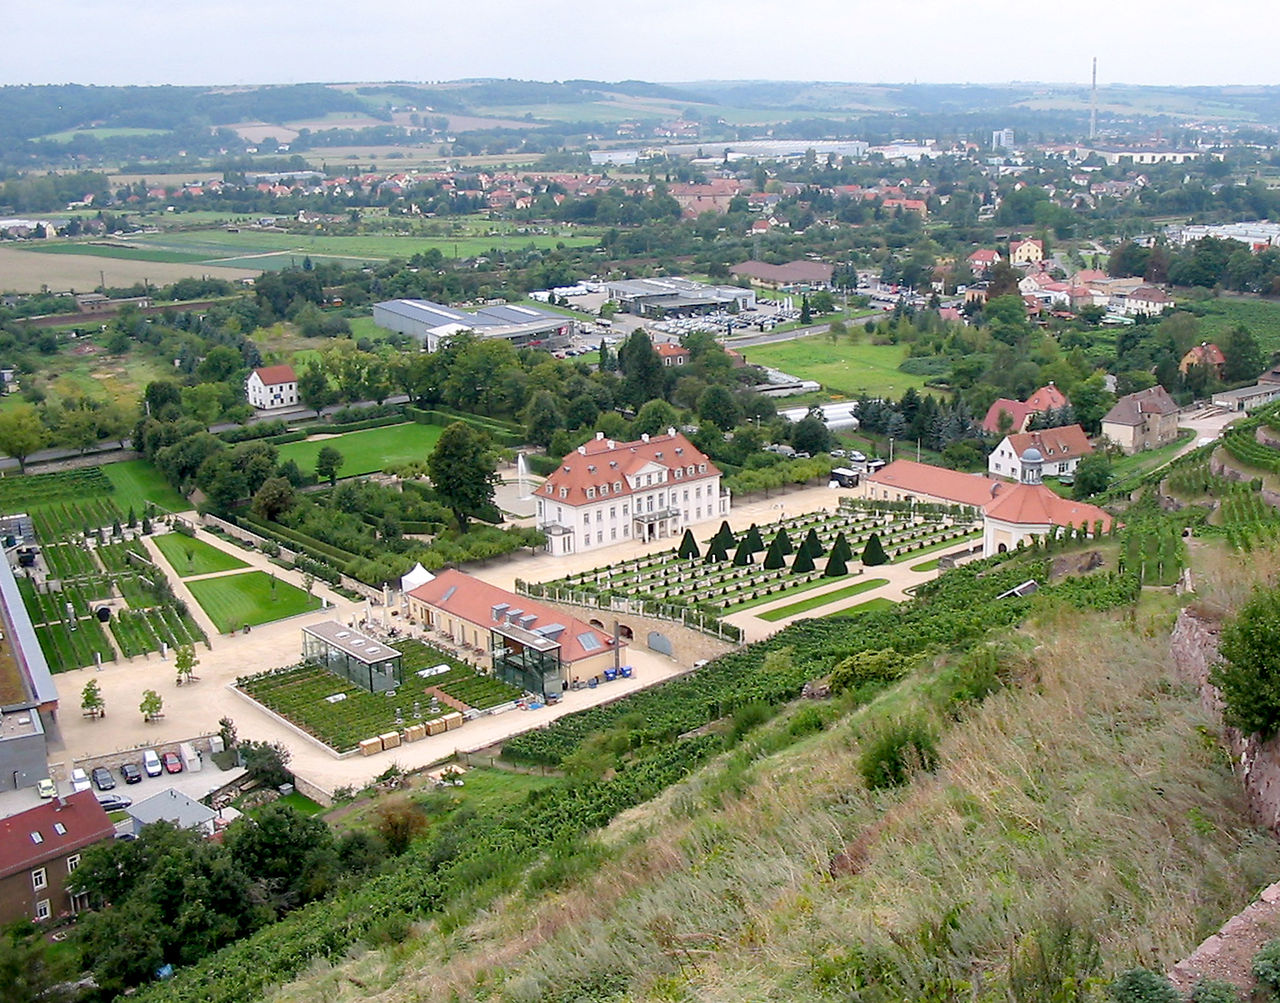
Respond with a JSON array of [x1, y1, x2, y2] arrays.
[[988, 424, 1093, 482], [406, 569, 625, 697], [655, 343, 692, 368], [1009, 238, 1044, 266], [981, 383, 1071, 435], [859, 456, 1111, 557], [246, 364, 298, 410], [536, 430, 728, 556], [968, 249, 1001, 275], [0, 790, 114, 925], [1118, 285, 1174, 318], [1179, 341, 1226, 377]]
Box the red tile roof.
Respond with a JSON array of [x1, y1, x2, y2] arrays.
[[982, 398, 1035, 435], [1025, 384, 1070, 411], [252, 365, 296, 386], [1003, 424, 1094, 463], [407, 570, 622, 665], [0, 790, 114, 879], [540, 432, 719, 507], [983, 483, 1113, 532], [655, 343, 691, 359], [865, 459, 999, 508]]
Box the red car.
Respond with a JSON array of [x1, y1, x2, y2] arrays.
[[161, 752, 183, 774]]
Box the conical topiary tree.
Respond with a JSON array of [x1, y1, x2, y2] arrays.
[[705, 535, 729, 563], [762, 533, 787, 569], [678, 528, 700, 560], [732, 537, 754, 566], [861, 532, 888, 566], [775, 526, 794, 555], [792, 545, 815, 574], [802, 527, 825, 558], [831, 531, 853, 565], [744, 523, 765, 553], [824, 547, 849, 577], [711, 520, 736, 554]]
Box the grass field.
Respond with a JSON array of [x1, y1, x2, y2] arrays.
[[276, 422, 444, 477], [738, 336, 934, 400], [840, 597, 896, 616], [186, 571, 321, 633], [41, 126, 169, 142], [0, 245, 257, 293], [152, 533, 249, 577], [757, 577, 889, 621], [102, 460, 189, 514]]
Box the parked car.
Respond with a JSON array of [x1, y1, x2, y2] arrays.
[[142, 750, 162, 777], [848, 450, 866, 463], [70, 768, 91, 793], [830, 449, 847, 458], [97, 794, 132, 812], [866, 458, 886, 472], [120, 763, 142, 784], [161, 752, 183, 774], [36, 778, 56, 799], [92, 766, 116, 791]]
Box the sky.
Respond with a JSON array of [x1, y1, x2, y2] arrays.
[[2, 0, 1273, 88]]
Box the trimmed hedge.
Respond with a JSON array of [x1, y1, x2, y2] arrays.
[[406, 406, 524, 446]]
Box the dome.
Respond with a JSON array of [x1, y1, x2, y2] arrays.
[[1020, 446, 1044, 464]]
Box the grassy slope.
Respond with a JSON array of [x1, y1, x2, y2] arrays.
[[102, 459, 189, 514], [739, 335, 932, 400], [275, 422, 443, 477], [186, 571, 320, 632], [265, 577, 1280, 1002]]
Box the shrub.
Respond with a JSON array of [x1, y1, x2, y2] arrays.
[[828, 649, 909, 696], [1108, 968, 1181, 1003], [787, 705, 825, 738], [1255, 938, 1280, 999], [1191, 979, 1241, 1003], [1212, 584, 1280, 738], [858, 717, 938, 790], [730, 701, 771, 741]]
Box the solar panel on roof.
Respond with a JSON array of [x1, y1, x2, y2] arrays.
[[442, 585, 458, 601], [577, 632, 602, 652]]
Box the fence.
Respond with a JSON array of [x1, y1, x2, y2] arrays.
[[514, 580, 742, 643]]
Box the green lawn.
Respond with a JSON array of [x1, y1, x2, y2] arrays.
[[152, 533, 249, 577], [276, 422, 444, 478], [102, 460, 190, 514], [890, 532, 982, 563], [186, 571, 322, 633], [757, 577, 889, 622], [1109, 429, 1196, 489], [838, 597, 897, 617], [737, 336, 934, 400], [910, 557, 942, 572]]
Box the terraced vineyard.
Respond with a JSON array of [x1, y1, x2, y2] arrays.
[[238, 638, 524, 752]]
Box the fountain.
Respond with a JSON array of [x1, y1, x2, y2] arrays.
[[516, 452, 533, 501]]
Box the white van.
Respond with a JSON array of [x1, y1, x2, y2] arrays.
[[142, 749, 162, 777], [70, 768, 91, 793]]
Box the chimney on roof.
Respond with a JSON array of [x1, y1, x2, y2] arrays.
[[607, 440, 615, 449], [641, 433, 649, 443], [596, 431, 604, 440], [577, 445, 587, 455], [667, 426, 675, 436]]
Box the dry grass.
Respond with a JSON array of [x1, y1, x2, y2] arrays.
[[0, 245, 257, 293], [265, 597, 1280, 1003]]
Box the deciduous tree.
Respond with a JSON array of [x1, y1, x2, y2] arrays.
[[428, 422, 497, 531]]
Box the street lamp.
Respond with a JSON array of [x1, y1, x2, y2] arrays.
[[888, 437, 895, 463]]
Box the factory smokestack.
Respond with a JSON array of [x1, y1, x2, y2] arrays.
[[1090, 57, 1098, 141]]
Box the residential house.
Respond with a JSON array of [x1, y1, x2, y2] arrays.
[[1116, 285, 1173, 318], [1009, 238, 1044, 266], [1101, 386, 1180, 453], [655, 343, 691, 368], [536, 430, 728, 556], [245, 365, 298, 410], [988, 425, 1093, 481], [967, 249, 1001, 276], [405, 569, 625, 697], [981, 383, 1071, 435], [1179, 341, 1226, 377], [0, 791, 114, 925]]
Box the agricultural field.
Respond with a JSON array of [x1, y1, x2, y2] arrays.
[[238, 638, 524, 752], [186, 571, 322, 633], [736, 335, 936, 400], [0, 244, 259, 294], [0, 463, 184, 524], [275, 422, 444, 478], [1190, 296, 1280, 355], [151, 533, 249, 577]]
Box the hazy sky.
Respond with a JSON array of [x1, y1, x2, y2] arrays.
[[3, 0, 1270, 88]]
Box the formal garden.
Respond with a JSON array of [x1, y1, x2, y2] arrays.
[[185, 571, 323, 634], [0, 467, 211, 671], [521, 502, 981, 624], [238, 637, 526, 752]]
